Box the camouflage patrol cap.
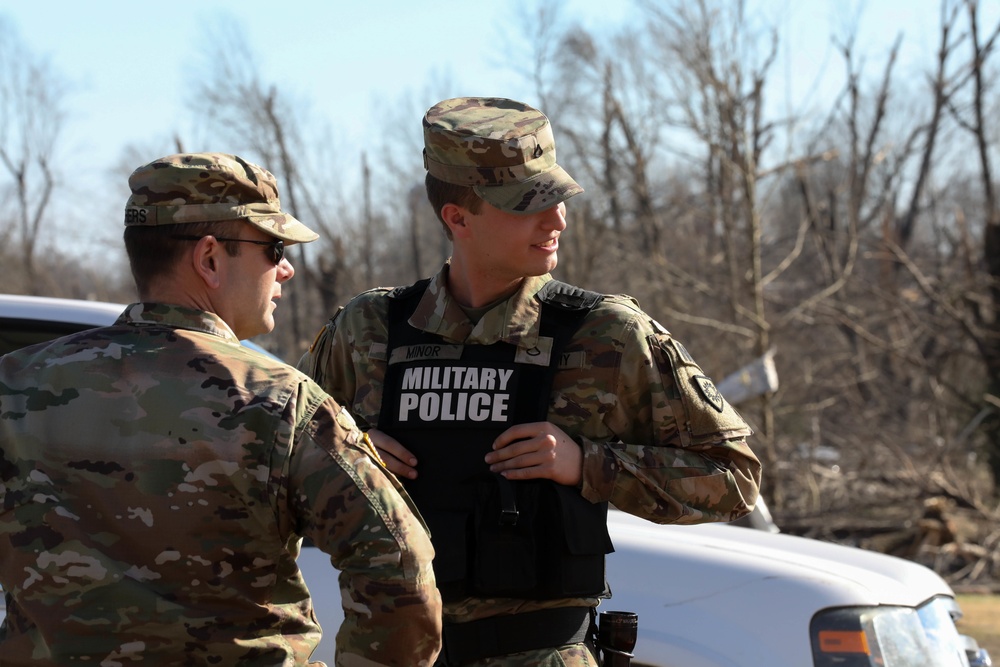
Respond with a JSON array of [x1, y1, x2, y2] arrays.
[[124, 153, 319, 243], [423, 97, 583, 214]]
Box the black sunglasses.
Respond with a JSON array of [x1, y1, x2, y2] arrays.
[[171, 235, 284, 265]]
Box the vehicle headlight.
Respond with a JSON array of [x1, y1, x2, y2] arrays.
[[811, 597, 971, 666]]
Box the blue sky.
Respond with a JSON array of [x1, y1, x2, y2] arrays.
[[1, 0, 994, 256], [3, 1, 633, 166]]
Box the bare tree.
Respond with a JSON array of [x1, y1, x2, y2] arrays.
[[187, 18, 353, 359], [631, 0, 792, 501], [0, 19, 67, 293], [948, 0, 1000, 484]]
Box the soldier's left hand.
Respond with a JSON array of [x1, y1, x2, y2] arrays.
[[485, 421, 582, 486]]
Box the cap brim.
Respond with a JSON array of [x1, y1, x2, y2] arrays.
[[245, 213, 320, 243], [474, 165, 583, 214]]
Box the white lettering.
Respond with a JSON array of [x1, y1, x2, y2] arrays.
[[419, 393, 440, 420], [399, 393, 419, 420], [401, 365, 513, 392], [402, 368, 423, 390], [469, 392, 490, 421], [440, 392, 456, 420], [395, 364, 517, 423], [492, 394, 510, 421], [397, 390, 510, 423], [497, 369, 514, 391]]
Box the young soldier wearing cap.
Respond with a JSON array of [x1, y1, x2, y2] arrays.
[[299, 99, 761, 666], [0, 153, 441, 666]]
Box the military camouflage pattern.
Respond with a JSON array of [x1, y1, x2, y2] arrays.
[[298, 264, 761, 656], [458, 642, 600, 666], [423, 97, 584, 214], [124, 152, 320, 243], [0, 303, 441, 666]]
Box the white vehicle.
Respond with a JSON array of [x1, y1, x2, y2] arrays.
[[0, 294, 277, 358], [0, 294, 991, 667]]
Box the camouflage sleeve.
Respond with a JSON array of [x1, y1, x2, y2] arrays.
[[298, 307, 357, 406], [579, 305, 761, 525], [289, 390, 441, 665], [298, 292, 391, 428]]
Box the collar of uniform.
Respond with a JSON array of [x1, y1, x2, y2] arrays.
[[408, 265, 475, 342], [116, 302, 242, 345], [492, 274, 548, 347], [408, 264, 547, 347]]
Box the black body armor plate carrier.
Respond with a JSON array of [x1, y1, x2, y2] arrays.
[[378, 280, 613, 601]]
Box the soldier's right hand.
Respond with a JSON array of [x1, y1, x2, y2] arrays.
[[367, 428, 419, 479]]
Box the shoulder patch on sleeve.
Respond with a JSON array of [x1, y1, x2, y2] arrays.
[[654, 335, 751, 439], [672, 339, 694, 362], [693, 375, 724, 412]]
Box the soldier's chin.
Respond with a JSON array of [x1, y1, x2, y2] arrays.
[[538, 254, 559, 274], [243, 317, 275, 341]]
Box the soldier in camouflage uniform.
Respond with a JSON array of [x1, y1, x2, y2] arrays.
[[0, 153, 442, 666], [298, 99, 761, 666]]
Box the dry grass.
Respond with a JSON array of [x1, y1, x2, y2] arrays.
[[956, 594, 1000, 658]]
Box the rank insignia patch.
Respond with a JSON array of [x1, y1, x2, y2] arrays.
[[693, 375, 725, 412]]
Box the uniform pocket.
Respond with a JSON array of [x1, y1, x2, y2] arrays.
[[473, 476, 539, 595], [425, 509, 471, 599], [545, 484, 611, 596]]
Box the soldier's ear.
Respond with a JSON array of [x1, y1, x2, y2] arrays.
[[191, 236, 223, 289], [441, 203, 469, 238]]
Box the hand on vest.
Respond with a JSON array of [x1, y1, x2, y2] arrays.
[[367, 428, 419, 479], [485, 421, 583, 486]]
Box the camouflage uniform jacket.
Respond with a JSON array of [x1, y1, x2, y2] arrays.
[[299, 266, 761, 628], [0, 303, 441, 666]]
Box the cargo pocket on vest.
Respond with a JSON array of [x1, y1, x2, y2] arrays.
[[544, 484, 612, 597], [473, 475, 540, 596], [425, 509, 471, 601]]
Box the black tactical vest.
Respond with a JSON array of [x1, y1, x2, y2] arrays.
[[378, 280, 614, 602]]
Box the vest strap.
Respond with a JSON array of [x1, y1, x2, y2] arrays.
[[536, 279, 603, 311]]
